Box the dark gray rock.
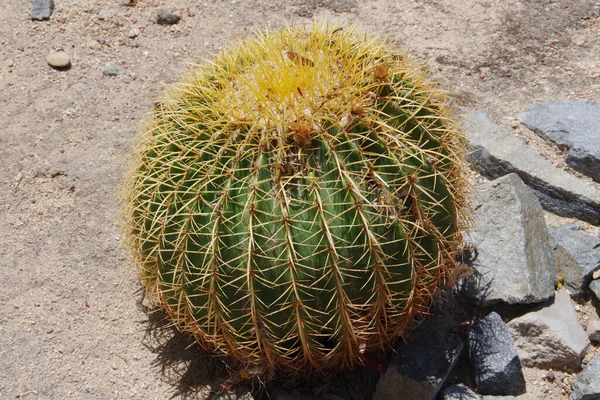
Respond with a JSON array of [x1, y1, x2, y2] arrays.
[[519, 100, 600, 183], [102, 62, 124, 76], [570, 352, 600, 400], [507, 291, 589, 372], [156, 9, 180, 25], [464, 111, 600, 225], [590, 279, 600, 302], [462, 173, 555, 306], [31, 0, 54, 20], [468, 312, 526, 396], [373, 321, 464, 400], [549, 224, 600, 296], [441, 384, 482, 400]]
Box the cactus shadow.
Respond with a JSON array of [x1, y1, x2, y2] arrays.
[[139, 303, 232, 399]]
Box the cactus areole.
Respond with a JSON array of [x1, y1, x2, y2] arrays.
[[124, 24, 470, 375]]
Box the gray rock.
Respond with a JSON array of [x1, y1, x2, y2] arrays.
[[587, 319, 600, 343], [156, 9, 180, 25], [373, 321, 464, 400], [46, 52, 71, 69], [464, 111, 600, 225], [127, 27, 140, 39], [441, 384, 482, 400], [549, 224, 600, 296], [508, 291, 590, 371], [31, 0, 54, 20], [519, 100, 600, 183], [462, 173, 556, 306], [97, 9, 113, 20], [468, 312, 526, 396], [102, 62, 124, 76], [320, 0, 358, 12], [570, 352, 600, 400], [590, 279, 600, 302]]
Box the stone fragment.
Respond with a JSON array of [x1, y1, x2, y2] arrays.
[[464, 111, 600, 225], [373, 321, 464, 400], [587, 319, 600, 343], [31, 0, 54, 20], [570, 353, 600, 400], [127, 27, 140, 38], [550, 224, 600, 296], [441, 384, 482, 400], [468, 312, 526, 396], [156, 9, 180, 25], [102, 62, 124, 76], [508, 291, 589, 371], [462, 173, 555, 306], [590, 279, 600, 302], [97, 9, 112, 20], [519, 100, 600, 183], [46, 52, 71, 69]]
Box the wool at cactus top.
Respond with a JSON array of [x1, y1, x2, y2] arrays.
[[124, 24, 470, 375]]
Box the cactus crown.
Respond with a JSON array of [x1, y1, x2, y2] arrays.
[[124, 23, 470, 376]]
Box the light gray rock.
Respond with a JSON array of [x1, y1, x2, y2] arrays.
[[127, 27, 140, 38], [508, 291, 590, 371], [102, 62, 124, 76], [156, 9, 180, 25], [464, 111, 600, 225], [97, 9, 113, 20], [462, 173, 555, 306], [549, 224, 600, 296], [441, 384, 482, 400], [468, 312, 526, 396], [373, 321, 464, 400], [31, 0, 54, 20], [46, 52, 71, 69], [570, 352, 600, 400], [519, 100, 600, 183]]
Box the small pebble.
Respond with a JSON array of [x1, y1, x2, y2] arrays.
[[127, 27, 140, 38], [46, 52, 71, 69], [102, 62, 124, 76], [156, 9, 180, 25], [97, 9, 112, 20], [545, 371, 555, 382]]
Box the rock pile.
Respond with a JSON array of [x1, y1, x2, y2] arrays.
[[368, 104, 599, 400]]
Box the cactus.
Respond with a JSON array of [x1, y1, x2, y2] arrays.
[[124, 24, 470, 375]]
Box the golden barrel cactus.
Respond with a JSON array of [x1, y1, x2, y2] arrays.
[[124, 24, 470, 376]]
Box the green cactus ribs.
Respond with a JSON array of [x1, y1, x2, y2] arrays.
[[124, 23, 471, 376]]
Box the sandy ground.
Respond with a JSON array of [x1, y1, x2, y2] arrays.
[[1, 0, 600, 399]]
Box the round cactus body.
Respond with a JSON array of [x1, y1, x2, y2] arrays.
[[124, 24, 470, 375]]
